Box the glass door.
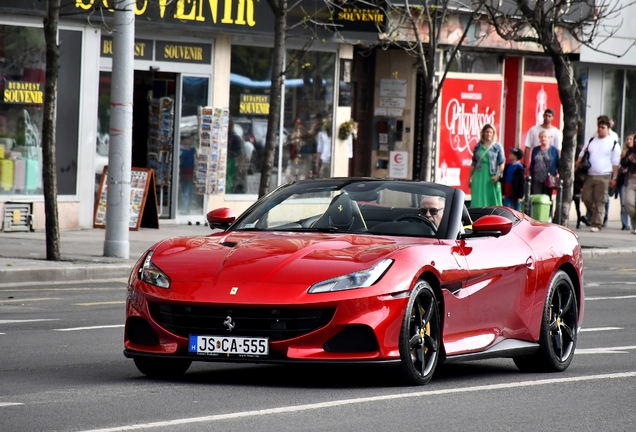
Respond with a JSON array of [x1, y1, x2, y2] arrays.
[[177, 75, 210, 220]]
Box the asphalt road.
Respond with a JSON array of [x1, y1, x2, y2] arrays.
[[1, 255, 635, 432]]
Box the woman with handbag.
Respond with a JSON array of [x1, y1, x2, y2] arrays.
[[617, 133, 634, 230], [530, 130, 560, 196], [469, 124, 505, 207]]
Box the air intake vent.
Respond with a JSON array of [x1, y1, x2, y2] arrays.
[[2, 202, 33, 232]]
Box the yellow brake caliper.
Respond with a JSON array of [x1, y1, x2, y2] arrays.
[[421, 306, 430, 354]]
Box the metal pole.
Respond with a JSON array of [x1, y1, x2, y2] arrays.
[[104, 0, 135, 258]]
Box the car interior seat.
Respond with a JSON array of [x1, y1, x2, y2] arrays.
[[311, 192, 367, 231]]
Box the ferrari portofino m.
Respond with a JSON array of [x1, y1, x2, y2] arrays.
[[124, 178, 584, 385]]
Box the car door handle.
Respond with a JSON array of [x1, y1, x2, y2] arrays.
[[526, 256, 535, 270]]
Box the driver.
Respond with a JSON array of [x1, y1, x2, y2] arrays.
[[419, 195, 445, 227]]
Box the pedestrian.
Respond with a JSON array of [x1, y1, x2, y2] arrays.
[[501, 147, 525, 211], [575, 115, 621, 232], [523, 108, 563, 168], [616, 133, 636, 231], [529, 130, 560, 196], [619, 133, 636, 233], [469, 124, 505, 207], [601, 118, 620, 227]]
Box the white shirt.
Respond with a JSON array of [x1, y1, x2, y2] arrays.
[[579, 135, 621, 176], [316, 131, 331, 162], [524, 124, 563, 151]]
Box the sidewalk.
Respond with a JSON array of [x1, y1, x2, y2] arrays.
[[1, 220, 635, 284]]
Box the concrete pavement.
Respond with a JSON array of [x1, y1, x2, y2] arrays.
[[1, 220, 635, 284]]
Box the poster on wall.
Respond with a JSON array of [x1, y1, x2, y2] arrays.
[[437, 77, 503, 195], [520, 81, 562, 149]]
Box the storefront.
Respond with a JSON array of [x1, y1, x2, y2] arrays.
[[0, 1, 354, 229]]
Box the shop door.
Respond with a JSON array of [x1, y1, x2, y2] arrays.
[[349, 48, 375, 177], [176, 75, 209, 220]]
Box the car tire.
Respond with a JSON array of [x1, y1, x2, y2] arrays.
[[398, 280, 440, 386], [514, 270, 578, 373], [133, 357, 192, 378]]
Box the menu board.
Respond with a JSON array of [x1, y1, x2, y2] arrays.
[[93, 166, 159, 230]]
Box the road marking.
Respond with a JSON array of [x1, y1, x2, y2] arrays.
[[53, 325, 124, 332], [586, 282, 636, 287], [586, 295, 636, 301], [576, 346, 636, 354], [74, 301, 126, 306], [80, 371, 636, 432], [0, 278, 128, 289], [1, 287, 124, 293], [580, 327, 623, 332], [0, 402, 23, 407], [0, 319, 59, 324], [0, 297, 60, 303]]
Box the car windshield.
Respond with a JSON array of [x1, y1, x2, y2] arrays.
[[232, 179, 452, 238]]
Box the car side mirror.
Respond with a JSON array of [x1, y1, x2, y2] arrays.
[[460, 215, 512, 239], [206, 208, 236, 231]]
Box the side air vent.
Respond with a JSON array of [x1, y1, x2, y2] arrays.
[[2, 202, 33, 232]]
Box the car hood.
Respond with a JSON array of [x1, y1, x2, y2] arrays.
[[150, 231, 436, 285]]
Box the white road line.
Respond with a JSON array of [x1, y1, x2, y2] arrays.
[[0, 319, 59, 324], [586, 295, 636, 301], [0, 402, 23, 408], [0, 278, 128, 289], [80, 371, 636, 432], [0, 297, 60, 303], [53, 325, 124, 332], [74, 301, 126, 306], [586, 282, 636, 287], [580, 327, 623, 332], [576, 346, 636, 354]]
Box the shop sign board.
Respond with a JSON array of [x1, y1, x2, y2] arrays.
[[389, 151, 408, 178], [239, 94, 270, 115], [100, 37, 153, 60], [438, 77, 503, 194], [3, 81, 43, 105], [520, 81, 562, 149]]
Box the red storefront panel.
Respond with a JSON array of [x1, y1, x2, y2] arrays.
[[438, 77, 503, 195], [520, 81, 562, 147]]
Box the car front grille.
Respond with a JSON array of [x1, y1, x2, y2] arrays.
[[148, 302, 336, 341]]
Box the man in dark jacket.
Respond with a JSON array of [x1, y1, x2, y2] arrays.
[[501, 147, 525, 211]]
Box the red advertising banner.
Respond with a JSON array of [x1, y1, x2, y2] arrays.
[[438, 77, 503, 195], [520, 81, 562, 148]]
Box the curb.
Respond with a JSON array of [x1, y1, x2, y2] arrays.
[[0, 263, 134, 285], [581, 248, 636, 258]]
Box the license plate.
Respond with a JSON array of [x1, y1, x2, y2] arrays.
[[188, 335, 269, 357]]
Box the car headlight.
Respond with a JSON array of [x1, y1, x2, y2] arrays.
[[138, 251, 171, 289], [308, 259, 393, 294]]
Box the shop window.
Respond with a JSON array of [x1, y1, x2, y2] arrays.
[[0, 25, 46, 196], [95, 71, 111, 197], [228, 46, 336, 195], [283, 50, 336, 182], [524, 57, 555, 77], [602, 69, 624, 137], [625, 70, 636, 138], [446, 51, 502, 74], [228, 45, 274, 195]]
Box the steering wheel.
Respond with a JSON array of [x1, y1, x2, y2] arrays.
[[393, 214, 438, 233]]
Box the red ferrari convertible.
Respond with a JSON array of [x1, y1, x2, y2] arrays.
[[124, 178, 584, 385]]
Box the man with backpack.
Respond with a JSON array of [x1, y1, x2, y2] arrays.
[[576, 115, 621, 232]]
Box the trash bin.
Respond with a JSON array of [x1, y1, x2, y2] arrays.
[[528, 194, 552, 222]]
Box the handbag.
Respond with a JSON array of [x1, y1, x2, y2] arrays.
[[540, 151, 558, 188], [580, 149, 591, 174], [544, 174, 558, 188]]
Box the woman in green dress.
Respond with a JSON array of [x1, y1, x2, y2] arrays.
[[469, 124, 505, 207]]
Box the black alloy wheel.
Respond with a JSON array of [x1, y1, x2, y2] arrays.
[[514, 270, 578, 372], [133, 357, 192, 379], [398, 280, 440, 385]]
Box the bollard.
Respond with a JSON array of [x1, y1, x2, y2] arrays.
[[555, 178, 564, 225], [524, 176, 532, 217]]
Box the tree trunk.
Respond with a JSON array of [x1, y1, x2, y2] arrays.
[[551, 53, 578, 227], [42, 0, 61, 261], [260, 0, 287, 198]]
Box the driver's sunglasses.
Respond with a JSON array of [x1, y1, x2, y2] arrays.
[[419, 207, 443, 216]]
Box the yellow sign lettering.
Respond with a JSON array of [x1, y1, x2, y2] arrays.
[[76, 0, 94, 10], [158, 0, 168, 18], [4, 81, 44, 105], [134, 42, 146, 57], [197, 0, 219, 23], [175, 0, 197, 20], [135, 0, 148, 15], [164, 45, 204, 60], [103, 39, 113, 55]]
